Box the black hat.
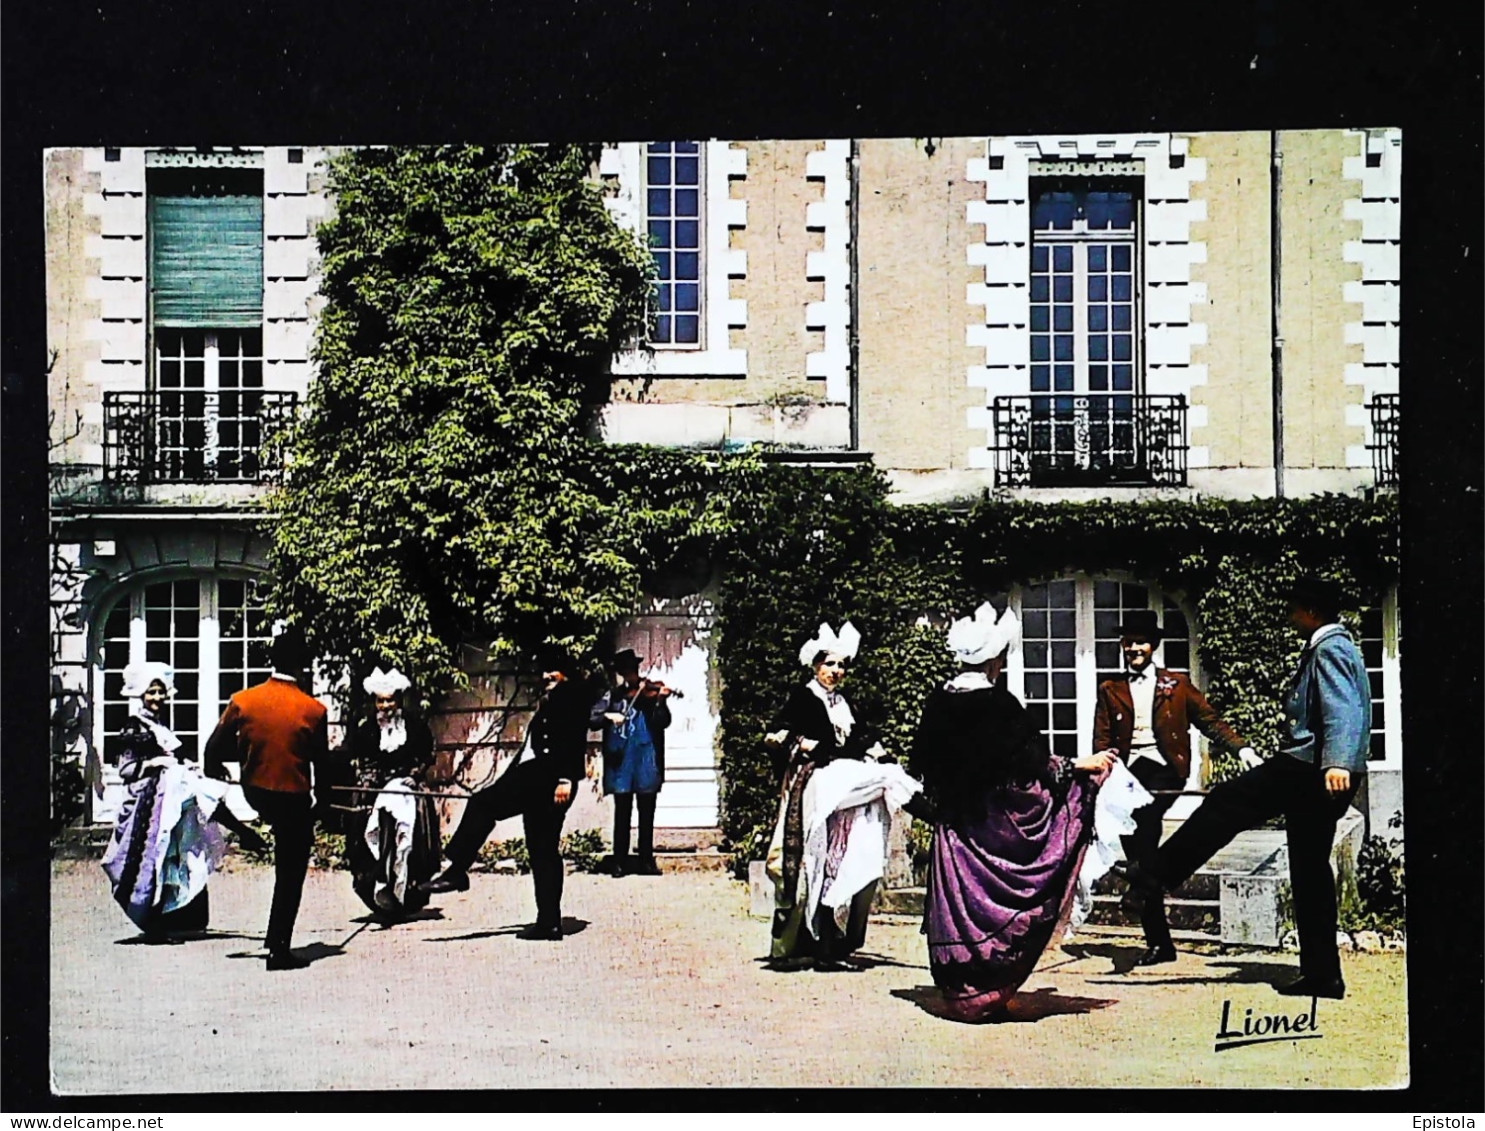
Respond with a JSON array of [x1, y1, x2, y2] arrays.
[[1282, 576, 1348, 622], [535, 642, 581, 674], [611, 648, 644, 671], [1116, 610, 1163, 643]]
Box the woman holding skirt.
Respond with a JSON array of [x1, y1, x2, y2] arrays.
[[764, 621, 927, 969], [911, 603, 1112, 1020], [344, 666, 441, 919], [101, 662, 265, 939]]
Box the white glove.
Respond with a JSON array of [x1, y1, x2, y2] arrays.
[[1237, 746, 1263, 769]]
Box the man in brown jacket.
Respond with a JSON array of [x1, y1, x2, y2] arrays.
[[205, 630, 328, 970], [1093, 610, 1257, 967]]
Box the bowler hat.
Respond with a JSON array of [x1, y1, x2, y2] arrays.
[[1116, 609, 1163, 643], [611, 648, 644, 671]]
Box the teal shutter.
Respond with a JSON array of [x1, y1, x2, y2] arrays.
[[149, 192, 263, 328]]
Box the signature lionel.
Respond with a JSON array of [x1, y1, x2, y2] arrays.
[[1213, 997, 1324, 1052]]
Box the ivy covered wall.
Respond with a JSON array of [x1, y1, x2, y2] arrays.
[[710, 472, 1400, 853]]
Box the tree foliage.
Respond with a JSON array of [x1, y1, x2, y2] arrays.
[[266, 144, 748, 696]]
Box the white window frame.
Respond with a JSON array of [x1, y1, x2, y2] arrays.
[[94, 572, 272, 768], [1360, 588, 1403, 771], [603, 140, 748, 377], [1027, 175, 1144, 398], [1004, 573, 1202, 792]]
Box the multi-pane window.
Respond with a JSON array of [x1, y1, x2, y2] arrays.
[[1013, 575, 1192, 762], [99, 575, 272, 765], [1030, 180, 1139, 397], [1357, 596, 1401, 765], [153, 329, 266, 480], [644, 142, 703, 346], [1021, 179, 1145, 480]]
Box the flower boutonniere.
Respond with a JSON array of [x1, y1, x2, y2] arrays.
[[1155, 676, 1180, 696]]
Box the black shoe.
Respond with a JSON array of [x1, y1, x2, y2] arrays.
[[422, 869, 470, 894], [606, 856, 628, 878], [633, 857, 662, 876], [519, 922, 563, 941], [266, 950, 310, 971], [1120, 861, 1163, 915], [1133, 945, 1177, 967], [1276, 975, 1345, 1000]]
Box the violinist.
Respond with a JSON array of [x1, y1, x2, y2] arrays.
[[592, 648, 673, 877]]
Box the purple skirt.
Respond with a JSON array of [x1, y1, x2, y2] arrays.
[[924, 777, 1096, 1021]]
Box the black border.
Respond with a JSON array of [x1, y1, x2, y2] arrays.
[[4, 0, 1481, 1114]]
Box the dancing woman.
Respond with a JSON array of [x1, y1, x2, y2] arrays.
[[763, 621, 927, 969], [345, 666, 441, 919], [912, 604, 1112, 1020], [101, 662, 265, 939]]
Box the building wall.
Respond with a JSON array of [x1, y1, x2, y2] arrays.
[[857, 137, 986, 474], [45, 148, 105, 470], [1187, 131, 1275, 476]]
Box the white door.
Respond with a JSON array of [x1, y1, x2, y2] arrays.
[[611, 603, 719, 828]]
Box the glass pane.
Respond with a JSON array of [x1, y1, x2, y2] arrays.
[[1025, 672, 1048, 700], [1031, 336, 1050, 362], [1089, 337, 1107, 361], [1052, 641, 1075, 668], [675, 157, 699, 184], [1113, 275, 1132, 301], [1048, 579, 1076, 607], [647, 189, 671, 218], [1050, 610, 1076, 638], [1031, 246, 1048, 271], [1022, 610, 1047, 638], [1054, 336, 1073, 361], [1052, 702, 1077, 729], [1030, 307, 1049, 332], [675, 315, 700, 344], [1053, 245, 1072, 272], [1096, 641, 1120, 668], [1030, 276, 1049, 302], [1054, 365, 1073, 391], [675, 221, 699, 248], [647, 156, 671, 186], [1053, 734, 1077, 759], [1030, 365, 1049, 393], [1112, 245, 1131, 271], [1053, 276, 1073, 302], [676, 283, 700, 312], [647, 221, 670, 248], [1023, 641, 1048, 667], [1089, 276, 1107, 301], [1113, 337, 1132, 361], [674, 251, 699, 280], [1053, 306, 1073, 332], [675, 189, 699, 217]]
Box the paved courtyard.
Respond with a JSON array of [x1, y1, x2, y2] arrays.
[[50, 858, 1409, 1094]]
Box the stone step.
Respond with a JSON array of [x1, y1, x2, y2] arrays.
[[651, 827, 724, 852]]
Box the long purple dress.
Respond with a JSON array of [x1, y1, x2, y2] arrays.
[[912, 678, 1098, 1021]]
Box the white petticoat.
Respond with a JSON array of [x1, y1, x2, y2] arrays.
[[364, 777, 419, 909], [798, 759, 923, 938], [1064, 758, 1154, 938]]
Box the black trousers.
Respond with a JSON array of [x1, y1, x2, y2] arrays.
[[242, 786, 313, 955], [444, 760, 574, 928], [1153, 754, 1358, 984], [612, 792, 657, 860], [1122, 757, 1184, 950]]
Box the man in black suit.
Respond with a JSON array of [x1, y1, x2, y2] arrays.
[[423, 650, 596, 940]]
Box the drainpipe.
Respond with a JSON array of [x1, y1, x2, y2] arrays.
[[848, 138, 861, 452], [1270, 130, 1285, 498]]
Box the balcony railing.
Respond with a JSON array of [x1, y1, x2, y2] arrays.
[[990, 393, 1189, 488], [1367, 393, 1399, 489], [103, 389, 298, 486]]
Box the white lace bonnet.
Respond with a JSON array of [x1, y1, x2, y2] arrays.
[[120, 661, 176, 698], [363, 666, 412, 698], [946, 602, 1021, 665], [798, 621, 862, 668]]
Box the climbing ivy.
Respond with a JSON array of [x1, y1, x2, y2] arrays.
[[712, 482, 1400, 851]]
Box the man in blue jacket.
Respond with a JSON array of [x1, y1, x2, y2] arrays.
[[1123, 576, 1371, 999]]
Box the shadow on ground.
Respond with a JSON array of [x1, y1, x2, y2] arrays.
[[892, 984, 1119, 1024], [423, 917, 590, 943]]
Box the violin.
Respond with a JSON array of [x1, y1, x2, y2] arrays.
[[633, 677, 685, 700]]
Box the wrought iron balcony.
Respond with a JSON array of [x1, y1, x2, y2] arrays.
[[989, 393, 1189, 488], [102, 389, 298, 485], [1367, 393, 1399, 489]]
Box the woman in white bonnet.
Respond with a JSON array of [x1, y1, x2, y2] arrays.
[[101, 661, 265, 940], [910, 602, 1112, 1021], [763, 621, 929, 970], [343, 665, 441, 919]]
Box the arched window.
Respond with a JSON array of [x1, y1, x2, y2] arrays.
[[97, 573, 273, 764], [1005, 575, 1194, 762]]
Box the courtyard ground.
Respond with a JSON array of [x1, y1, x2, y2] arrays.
[[49, 858, 1409, 1095]]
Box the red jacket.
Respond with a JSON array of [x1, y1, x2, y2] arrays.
[[1092, 669, 1247, 781], [205, 675, 328, 794]]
